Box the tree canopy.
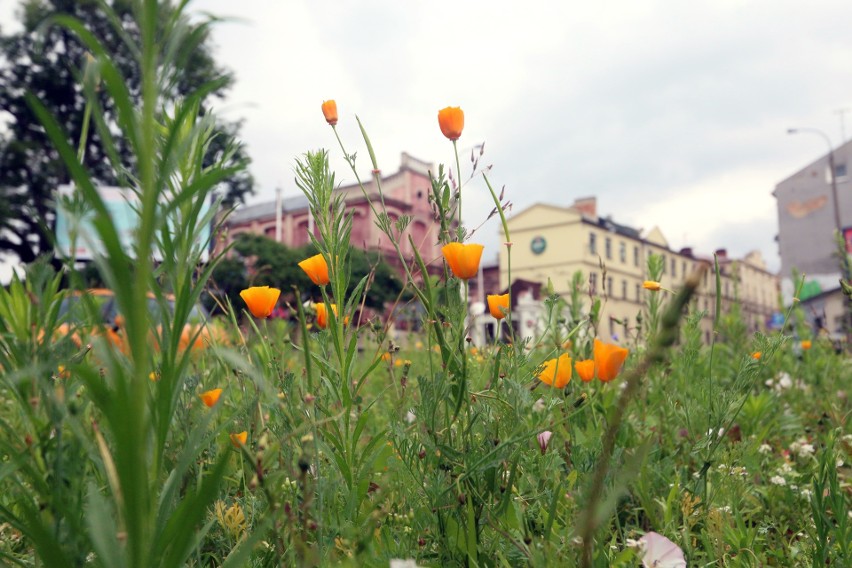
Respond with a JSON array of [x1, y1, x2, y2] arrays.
[[0, 0, 254, 265]]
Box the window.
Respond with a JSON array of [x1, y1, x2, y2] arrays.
[[835, 162, 848, 180], [605, 237, 612, 260], [609, 318, 616, 339], [622, 279, 627, 299], [619, 242, 626, 263], [607, 276, 613, 296], [682, 261, 687, 277], [635, 283, 641, 302], [671, 258, 676, 277], [589, 233, 597, 255], [589, 272, 598, 293], [634, 246, 640, 267], [662, 255, 666, 274]]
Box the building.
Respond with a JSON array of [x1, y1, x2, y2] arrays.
[[501, 197, 779, 344], [773, 137, 852, 337], [774, 137, 852, 282], [225, 153, 444, 279]]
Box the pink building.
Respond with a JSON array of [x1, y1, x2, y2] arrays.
[[224, 153, 445, 279]]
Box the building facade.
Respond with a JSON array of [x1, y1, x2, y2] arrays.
[[774, 137, 852, 280], [501, 197, 779, 344], [224, 153, 444, 279]]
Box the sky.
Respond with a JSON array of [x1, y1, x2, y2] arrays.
[[3, 0, 852, 277]]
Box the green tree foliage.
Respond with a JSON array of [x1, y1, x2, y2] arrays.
[[209, 233, 405, 314], [0, 0, 254, 264]]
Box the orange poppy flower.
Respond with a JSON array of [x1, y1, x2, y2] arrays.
[[438, 106, 464, 141], [593, 339, 629, 382], [487, 294, 510, 319], [199, 388, 223, 408], [441, 242, 484, 280], [643, 280, 661, 291], [752, 351, 762, 360], [298, 253, 330, 286], [315, 303, 338, 329], [800, 339, 812, 350], [240, 286, 281, 319], [321, 100, 338, 125], [537, 353, 572, 389], [381, 352, 392, 362], [575, 359, 595, 382], [230, 431, 248, 448]]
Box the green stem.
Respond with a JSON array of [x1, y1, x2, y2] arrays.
[[453, 140, 462, 237]]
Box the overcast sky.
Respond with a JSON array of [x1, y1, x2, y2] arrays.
[[4, 0, 852, 277]]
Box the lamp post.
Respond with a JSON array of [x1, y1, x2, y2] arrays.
[[788, 127, 851, 344], [787, 128, 841, 232]]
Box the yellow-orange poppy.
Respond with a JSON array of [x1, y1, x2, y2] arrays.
[[752, 351, 762, 360], [298, 253, 330, 286], [321, 100, 338, 125], [800, 339, 812, 350], [537, 353, 572, 389], [594, 339, 629, 382], [438, 106, 464, 141], [441, 242, 484, 280], [575, 359, 595, 382], [230, 431, 248, 448], [315, 303, 339, 329], [240, 286, 280, 319], [199, 388, 223, 408], [487, 294, 510, 320], [643, 280, 661, 291], [381, 352, 392, 362]]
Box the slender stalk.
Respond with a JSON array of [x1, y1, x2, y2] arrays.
[[579, 267, 703, 567]]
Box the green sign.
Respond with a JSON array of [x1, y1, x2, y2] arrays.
[[531, 236, 546, 255]]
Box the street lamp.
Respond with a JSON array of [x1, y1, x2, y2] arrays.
[[787, 127, 841, 232], [788, 127, 851, 343]]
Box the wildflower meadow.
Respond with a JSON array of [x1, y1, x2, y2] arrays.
[[0, 2, 850, 567]]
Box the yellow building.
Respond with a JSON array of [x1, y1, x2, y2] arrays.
[[501, 198, 779, 344]]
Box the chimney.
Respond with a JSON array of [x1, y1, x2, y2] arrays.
[[714, 248, 728, 259], [572, 196, 597, 220], [679, 247, 693, 257]]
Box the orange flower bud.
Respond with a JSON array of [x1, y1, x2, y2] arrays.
[[643, 280, 661, 291], [486, 294, 510, 320], [230, 431, 248, 448], [321, 100, 338, 125], [315, 303, 338, 329], [298, 253, 330, 286], [537, 353, 572, 389], [800, 340, 812, 351], [593, 339, 629, 382], [574, 359, 595, 382], [751, 351, 762, 360], [199, 388, 223, 408], [240, 286, 281, 319], [438, 106, 464, 141], [441, 242, 484, 280]]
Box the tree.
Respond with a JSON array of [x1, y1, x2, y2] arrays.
[[0, 0, 254, 265]]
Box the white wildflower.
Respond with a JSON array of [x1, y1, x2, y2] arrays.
[[405, 410, 416, 424], [777, 373, 793, 390], [770, 475, 787, 486], [789, 439, 815, 459], [758, 443, 772, 454], [532, 398, 546, 412], [801, 488, 813, 500]]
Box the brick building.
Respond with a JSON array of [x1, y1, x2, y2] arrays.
[[224, 153, 444, 279]]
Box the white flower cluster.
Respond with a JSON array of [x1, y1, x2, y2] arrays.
[[758, 443, 773, 454], [769, 475, 786, 486], [789, 438, 815, 459], [717, 464, 748, 477]]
